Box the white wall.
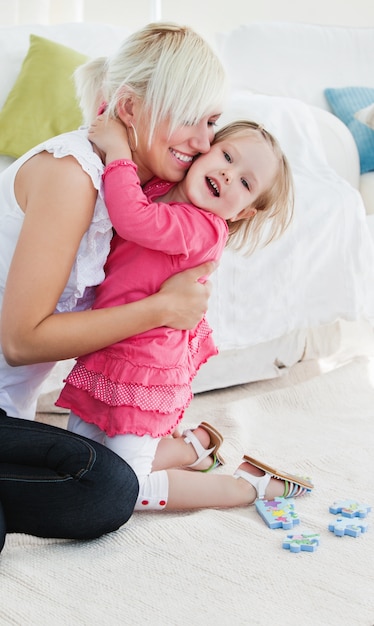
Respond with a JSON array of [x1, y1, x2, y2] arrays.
[[161, 0, 374, 47], [1, 0, 374, 48]]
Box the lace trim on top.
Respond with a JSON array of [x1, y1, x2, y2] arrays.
[[41, 129, 113, 313]]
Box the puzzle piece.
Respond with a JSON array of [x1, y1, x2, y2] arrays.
[[282, 531, 320, 553], [328, 517, 368, 538], [255, 497, 300, 529], [329, 499, 371, 519]]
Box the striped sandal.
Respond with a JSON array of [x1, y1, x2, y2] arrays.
[[234, 454, 313, 500], [183, 421, 225, 472]]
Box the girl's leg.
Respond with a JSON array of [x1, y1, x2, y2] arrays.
[[0, 412, 138, 544], [105, 431, 292, 512], [138, 460, 307, 512], [163, 460, 287, 510], [164, 456, 312, 511], [100, 424, 311, 514], [135, 461, 287, 512]]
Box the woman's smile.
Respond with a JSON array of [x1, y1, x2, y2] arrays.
[[169, 148, 194, 166]]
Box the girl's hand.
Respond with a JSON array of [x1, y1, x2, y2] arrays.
[[159, 261, 217, 330], [88, 115, 132, 164]]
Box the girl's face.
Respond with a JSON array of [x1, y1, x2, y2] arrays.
[[177, 131, 279, 221], [134, 113, 222, 185]]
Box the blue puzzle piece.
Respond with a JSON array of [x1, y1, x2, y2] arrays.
[[282, 531, 320, 553], [255, 497, 300, 529], [329, 499, 371, 519], [328, 517, 368, 538]]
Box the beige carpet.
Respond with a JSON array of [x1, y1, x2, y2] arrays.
[[1, 356, 374, 626]]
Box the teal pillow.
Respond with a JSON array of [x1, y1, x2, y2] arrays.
[[324, 86, 374, 174]]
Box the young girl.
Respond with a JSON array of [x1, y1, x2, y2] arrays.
[[57, 117, 312, 512]]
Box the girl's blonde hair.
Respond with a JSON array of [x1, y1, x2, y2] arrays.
[[214, 120, 294, 255], [74, 22, 227, 144]]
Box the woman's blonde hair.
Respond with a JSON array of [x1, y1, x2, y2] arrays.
[[213, 120, 294, 255], [74, 22, 227, 144]]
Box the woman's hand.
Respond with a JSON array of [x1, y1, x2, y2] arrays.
[[158, 261, 217, 330]]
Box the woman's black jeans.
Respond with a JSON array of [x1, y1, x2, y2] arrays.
[[0, 409, 139, 552]]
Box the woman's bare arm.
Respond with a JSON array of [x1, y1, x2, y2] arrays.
[[1, 152, 215, 366]]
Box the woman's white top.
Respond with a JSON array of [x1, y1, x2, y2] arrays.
[[0, 129, 112, 419]]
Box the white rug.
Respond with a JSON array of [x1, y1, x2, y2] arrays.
[[1, 356, 374, 626]]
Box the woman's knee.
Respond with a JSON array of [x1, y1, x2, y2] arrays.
[[0, 500, 6, 553], [77, 443, 139, 537], [0, 419, 139, 540]]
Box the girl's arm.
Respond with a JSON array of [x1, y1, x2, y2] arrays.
[[89, 115, 225, 259], [1, 152, 215, 366], [104, 162, 225, 258], [88, 115, 132, 164]]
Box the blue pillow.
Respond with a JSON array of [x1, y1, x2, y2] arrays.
[[324, 86, 374, 174]]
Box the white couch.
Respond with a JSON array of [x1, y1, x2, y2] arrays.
[[217, 22, 374, 216], [194, 21, 374, 391], [1, 21, 374, 403]]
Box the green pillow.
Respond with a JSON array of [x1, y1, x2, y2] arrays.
[[0, 34, 88, 158]]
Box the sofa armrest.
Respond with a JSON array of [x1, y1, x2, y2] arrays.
[[309, 105, 360, 190], [0, 155, 14, 173], [360, 173, 374, 215]]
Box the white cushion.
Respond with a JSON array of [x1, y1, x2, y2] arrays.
[[218, 22, 374, 110], [309, 105, 360, 189]]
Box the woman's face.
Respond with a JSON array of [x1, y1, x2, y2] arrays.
[[134, 113, 222, 185]]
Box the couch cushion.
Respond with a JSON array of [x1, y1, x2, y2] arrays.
[[355, 102, 374, 129], [218, 22, 374, 110], [324, 86, 374, 174], [0, 34, 88, 158], [308, 105, 360, 190]]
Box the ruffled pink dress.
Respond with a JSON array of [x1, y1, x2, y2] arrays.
[[56, 160, 228, 437]]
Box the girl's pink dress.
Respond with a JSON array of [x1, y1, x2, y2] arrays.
[[56, 160, 228, 437]]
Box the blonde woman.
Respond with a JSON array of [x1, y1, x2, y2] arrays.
[[0, 23, 226, 551]]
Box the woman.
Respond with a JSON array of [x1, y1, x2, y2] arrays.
[[0, 22, 227, 552]]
